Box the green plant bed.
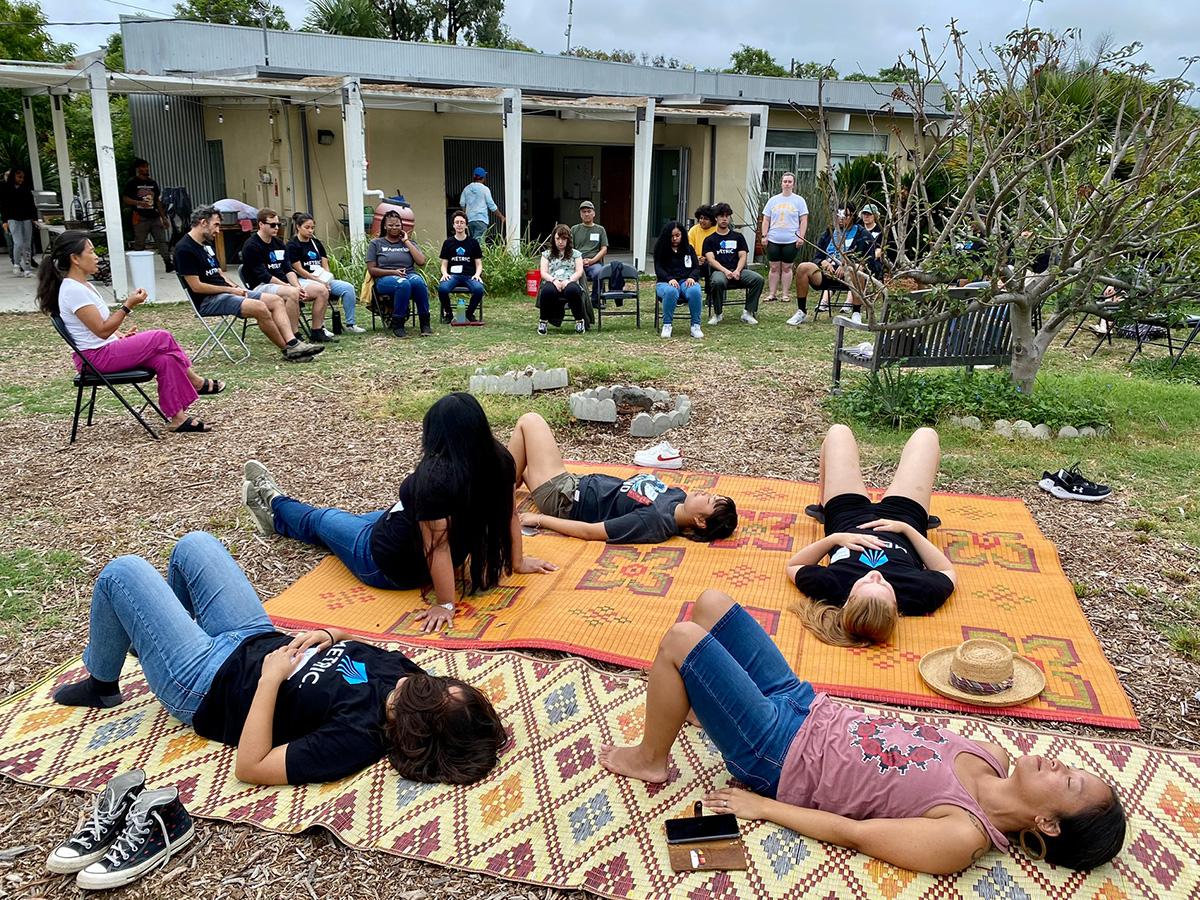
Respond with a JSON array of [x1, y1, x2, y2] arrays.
[[1132, 355, 1200, 386], [827, 367, 1114, 430]]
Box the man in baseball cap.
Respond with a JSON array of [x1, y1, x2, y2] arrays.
[[460, 167, 505, 240]]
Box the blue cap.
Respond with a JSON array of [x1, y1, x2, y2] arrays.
[[473, 166, 488, 178]]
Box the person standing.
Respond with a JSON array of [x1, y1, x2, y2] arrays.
[[368, 209, 431, 337], [437, 210, 485, 323], [702, 202, 764, 327], [2, 168, 40, 277], [459, 167, 505, 241], [122, 159, 174, 272], [761, 172, 809, 308]]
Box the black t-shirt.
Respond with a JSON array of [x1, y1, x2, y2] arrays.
[[173, 233, 225, 305], [191, 631, 423, 784], [702, 230, 749, 272], [368, 466, 472, 588], [792, 531, 953, 616], [240, 233, 288, 287], [572, 473, 683, 543], [286, 236, 329, 277], [123, 176, 160, 212], [439, 237, 482, 275]]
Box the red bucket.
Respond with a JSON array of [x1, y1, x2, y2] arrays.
[[525, 270, 541, 297]]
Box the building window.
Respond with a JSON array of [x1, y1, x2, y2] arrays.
[[828, 132, 889, 170], [762, 129, 817, 190]]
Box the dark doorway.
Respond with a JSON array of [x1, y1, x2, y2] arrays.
[[523, 143, 556, 243], [600, 146, 633, 249]]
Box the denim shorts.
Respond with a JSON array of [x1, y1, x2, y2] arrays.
[[679, 604, 814, 797]]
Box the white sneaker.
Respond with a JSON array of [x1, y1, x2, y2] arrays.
[[343, 324, 367, 334], [786, 310, 807, 326], [851, 311, 863, 324], [11, 265, 19, 276], [634, 441, 683, 469], [741, 310, 759, 325], [660, 324, 672, 338], [708, 313, 723, 326], [839, 305, 852, 315], [690, 324, 704, 339]]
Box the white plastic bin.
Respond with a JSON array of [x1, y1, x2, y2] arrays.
[[126, 251, 157, 302]]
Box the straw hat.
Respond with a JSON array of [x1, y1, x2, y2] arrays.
[[918, 639, 1045, 707]]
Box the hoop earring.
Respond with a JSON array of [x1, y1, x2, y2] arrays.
[[1019, 828, 1048, 861]]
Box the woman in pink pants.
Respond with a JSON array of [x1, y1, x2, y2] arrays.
[[37, 231, 221, 433]]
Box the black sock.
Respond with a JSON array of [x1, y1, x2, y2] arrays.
[[54, 675, 122, 708], [797, 298, 808, 312], [286, 337, 300, 347]]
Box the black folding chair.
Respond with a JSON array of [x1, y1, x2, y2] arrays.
[[51, 314, 167, 443], [593, 262, 641, 331]]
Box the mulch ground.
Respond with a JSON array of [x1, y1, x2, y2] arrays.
[[0, 330, 1197, 899]]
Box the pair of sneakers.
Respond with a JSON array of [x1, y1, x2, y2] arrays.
[[660, 323, 704, 339], [706, 310, 759, 326], [46, 769, 195, 890], [634, 440, 683, 469]]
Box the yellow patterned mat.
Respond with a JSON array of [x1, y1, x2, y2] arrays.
[[0, 648, 1192, 899], [265, 464, 1136, 728]]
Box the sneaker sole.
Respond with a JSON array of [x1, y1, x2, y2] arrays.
[[634, 456, 683, 469], [48, 844, 115, 874], [1037, 478, 1110, 502], [75, 825, 195, 890]]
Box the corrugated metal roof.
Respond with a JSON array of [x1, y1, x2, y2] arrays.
[[122, 18, 947, 116]]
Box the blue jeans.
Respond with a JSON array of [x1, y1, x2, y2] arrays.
[[81, 532, 275, 725], [437, 273, 485, 317], [680, 604, 815, 797], [271, 496, 401, 590], [656, 281, 703, 326], [468, 220, 488, 240], [375, 274, 430, 322], [328, 278, 358, 326]]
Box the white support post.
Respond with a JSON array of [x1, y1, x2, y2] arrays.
[[21, 95, 44, 191], [86, 64, 128, 298], [631, 97, 656, 272], [341, 77, 367, 248], [501, 88, 522, 252], [50, 90, 74, 217], [743, 104, 770, 261]]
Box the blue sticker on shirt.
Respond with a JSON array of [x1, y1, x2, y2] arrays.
[[337, 656, 368, 685], [859, 549, 889, 568]]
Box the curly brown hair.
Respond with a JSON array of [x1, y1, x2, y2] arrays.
[[384, 674, 507, 784]]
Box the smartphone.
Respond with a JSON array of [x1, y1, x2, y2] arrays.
[[665, 813, 739, 845], [520, 525, 538, 537]]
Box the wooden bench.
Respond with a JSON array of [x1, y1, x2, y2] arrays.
[[831, 287, 1013, 390]]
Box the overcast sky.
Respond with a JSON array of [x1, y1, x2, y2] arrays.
[[38, 0, 1197, 83]]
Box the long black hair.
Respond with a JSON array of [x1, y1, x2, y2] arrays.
[[413, 392, 515, 593], [1040, 786, 1126, 871], [35, 230, 91, 317], [653, 220, 687, 267]]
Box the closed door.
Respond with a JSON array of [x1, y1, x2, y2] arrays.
[[600, 146, 633, 248]]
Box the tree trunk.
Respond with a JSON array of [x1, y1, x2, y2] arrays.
[[1008, 299, 1043, 394]]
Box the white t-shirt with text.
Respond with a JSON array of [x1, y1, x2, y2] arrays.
[[762, 193, 810, 244]]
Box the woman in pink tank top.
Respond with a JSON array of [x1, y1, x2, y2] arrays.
[[601, 589, 1126, 875]]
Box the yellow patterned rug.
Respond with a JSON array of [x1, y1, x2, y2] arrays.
[[0, 647, 1193, 899], [266, 464, 1136, 729]]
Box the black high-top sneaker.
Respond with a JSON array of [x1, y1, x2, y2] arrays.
[[75, 787, 195, 890], [46, 769, 146, 874]]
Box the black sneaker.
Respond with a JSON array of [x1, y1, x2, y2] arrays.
[[537, 321, 548, 335], [75, 787, 195, 890], [440, 311, 453, 324], [419, 321, 433, 336], [1038, 463, 1111, 502], [392, 324, 408, 338], [46, 770, 145, 874], [309, 328, 339, 343]]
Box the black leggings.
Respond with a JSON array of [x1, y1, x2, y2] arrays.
[[537, 281, 585, 327]]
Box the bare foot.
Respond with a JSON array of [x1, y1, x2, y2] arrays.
[[600, 744, 670, 784], [685, 709, 702, 728]]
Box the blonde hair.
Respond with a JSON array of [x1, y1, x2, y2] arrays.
[[797, 591, 898, 647]]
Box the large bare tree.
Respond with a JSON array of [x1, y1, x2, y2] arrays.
[[799, 24, 1200, 392]]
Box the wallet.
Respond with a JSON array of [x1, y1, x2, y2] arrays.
[[665, 801, 749, 873]]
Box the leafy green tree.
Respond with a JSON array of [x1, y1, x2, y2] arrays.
[[477, 28, 537, 52], [0, 0, 73, 175], [371, 0, 510, 46], [57, 33, 134, 183], [845, 64, 918, 82], [567, 47, 635, 63], [791, 60, 838, 79], [173, 0, 289, 29], [303, 0, 386, 37], [725, 45, 786, 77]]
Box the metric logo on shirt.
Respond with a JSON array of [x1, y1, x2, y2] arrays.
[[619, 474, 669, 506]]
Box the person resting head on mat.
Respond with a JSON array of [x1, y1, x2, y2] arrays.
[[786, 424, 956, 646], [600, 588, 1126, 875], [508, 412, 737, 544], [242, 392, 557, 635], [53, 532, 506, 786]]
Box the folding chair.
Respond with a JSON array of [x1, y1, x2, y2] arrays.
[[51, 314, 167, 443], [703, 271, 750, 320], [593, 262, 640, 331], [178, 274, 251, 364]]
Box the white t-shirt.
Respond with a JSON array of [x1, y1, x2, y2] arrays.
[[762, 193, 810, 244], [58, 279, 119, 351]]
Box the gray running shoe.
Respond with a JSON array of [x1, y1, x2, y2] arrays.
[[242, 459, 282, 534]]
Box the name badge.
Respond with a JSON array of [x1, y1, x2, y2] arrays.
[[684, 255, 692, 267], [450, 264, 463, 274], [590, 232, 600, 241]]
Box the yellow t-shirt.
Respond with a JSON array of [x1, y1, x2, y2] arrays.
[[688, 223, 717, 260]]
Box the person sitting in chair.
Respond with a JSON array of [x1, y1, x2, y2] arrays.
[[437, 210, 485, 324], [287, 212, 366, 334], [571, 200, 628, 303], [702, 202, 764, 327], [687, 205, 717, 271], [536, 225, 586, 335], [786, 424, 956, 646], [794, 204, 872, 324], [52, 531, 507, 786], [174, 206, 321, 362], [368, 209, 431, 338], [654, 220, 703, 340], [509, 412, 737, 543], [240, 208, 333, 342]]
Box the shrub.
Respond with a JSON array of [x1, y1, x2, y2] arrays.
[[828, 367, 1112, 430], [1132, 355, 1200, 386]]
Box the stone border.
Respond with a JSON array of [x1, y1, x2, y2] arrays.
[[569, 384, 692, 436], [468, 366, 569, 397], [948, 415, 1111, 439]]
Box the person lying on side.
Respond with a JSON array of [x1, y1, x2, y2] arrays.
[[509, 412, 737, 544], [786, 424, 956, 646], [53, 532, 506, 786]]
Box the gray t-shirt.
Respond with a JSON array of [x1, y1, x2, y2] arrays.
[[571, 223, 608, 259], [368, 236, 415, 272]]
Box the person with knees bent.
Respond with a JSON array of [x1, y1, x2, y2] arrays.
[[600, 587, 1126, 875], [786, 424, 956, 646], [536, 225, 586, 335], [702, 202, 764, 326], [437, 210, 485, 324], [240, 208, 328, 341], [654, 220, 703, 339], [174, 205, 322, 361], [287, 212, 366, 334], [368, 209, 431, 338]]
